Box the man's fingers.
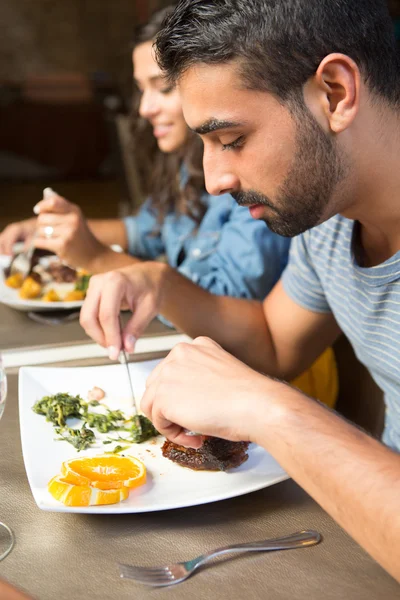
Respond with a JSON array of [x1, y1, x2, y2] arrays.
[[192, 336, 222, 349], [141, 383, 202, 448], [97, 273, 132, 359], [159, 423, 203, 449], [122, 296, 157, 352], [145, 356, 168, 389], [80, 278, 106, 347]]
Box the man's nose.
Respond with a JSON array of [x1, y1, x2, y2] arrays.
[[203, 153, 238, 197]]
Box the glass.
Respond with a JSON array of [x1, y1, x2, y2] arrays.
[[0, 354, 15, 560]]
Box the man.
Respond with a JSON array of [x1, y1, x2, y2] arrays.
[[80, 0, 400, 581]]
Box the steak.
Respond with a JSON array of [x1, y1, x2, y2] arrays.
[[46, 263, 77, 283], [162, 437, 249, 471]]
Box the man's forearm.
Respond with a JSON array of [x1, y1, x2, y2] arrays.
[[88, 247, 141, 274], [159, 265, 280, 374], [253, 385, 400, 582], [88, 219, 128, 251]]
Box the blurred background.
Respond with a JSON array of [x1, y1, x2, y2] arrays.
[[0, 0, 399, 232]]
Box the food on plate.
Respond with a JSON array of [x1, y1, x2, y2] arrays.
[[61, 455, 146, 490], [32, 392, 158, 451], [75, 272, 91, 293], [162, 437, 249, 471], [88, 386, 106, 401], [4, 248, 48, 279], [2, 249, 91, 303], [46, 262, 76, 283], [48, 475, 129, 507], [55, 424, 96, 451], [19, 276, 42, 299], [5, 273, 24, 288], [64, 290, 85, 302], [33, 392, 87, 426], [129, 414, 159, 443], [48, 455, 146, 506], [42, 289, 61, 302]]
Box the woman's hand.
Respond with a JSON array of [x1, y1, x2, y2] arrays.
[[34, 193, 107, 269], [141, 336, 279, 448], [0, 218, 37, 255]]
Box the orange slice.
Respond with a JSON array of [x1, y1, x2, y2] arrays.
[[48, 475, 129, 506], [60, 455, 146, 491]]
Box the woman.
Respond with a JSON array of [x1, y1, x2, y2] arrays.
[[0, 6, 289, 304]]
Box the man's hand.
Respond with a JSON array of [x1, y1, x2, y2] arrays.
[[0, 218, 37, 255], [80, 262, 168, 359], [141, 336, 280, 448], [34, 194, 107, 269]]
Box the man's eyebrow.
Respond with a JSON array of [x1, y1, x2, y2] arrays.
[[134, 75, 164, 85], [192, 119, 244, 135]]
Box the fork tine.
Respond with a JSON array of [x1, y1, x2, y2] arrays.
[[119, 564, 185, 586], [122, 573, 173, 583], [119, 564, 174, 581], [119, 564, 170, 576]]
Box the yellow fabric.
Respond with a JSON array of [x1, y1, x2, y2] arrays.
[[290, 347, 338, 409]]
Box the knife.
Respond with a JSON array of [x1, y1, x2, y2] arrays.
[[118, 317, 142, 438]]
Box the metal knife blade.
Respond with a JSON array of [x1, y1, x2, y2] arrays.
[[119, 348, 142, 437], [118, 316, 142, 437]]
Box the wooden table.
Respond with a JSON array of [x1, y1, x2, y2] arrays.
[[1, 362, 399, 600]]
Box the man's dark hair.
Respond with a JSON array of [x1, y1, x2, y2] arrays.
[[155, 0, 400, 105]]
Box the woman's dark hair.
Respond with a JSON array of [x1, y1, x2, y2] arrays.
[[156, 0, 400, 107], [130, 5, 206, 225]]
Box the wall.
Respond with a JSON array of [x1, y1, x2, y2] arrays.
[[0, 0, 166, 90]]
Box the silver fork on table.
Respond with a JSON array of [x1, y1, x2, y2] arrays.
[[119, 529, 321, 587]]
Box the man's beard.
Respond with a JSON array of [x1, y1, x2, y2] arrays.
[[232, 105, 348, 237]]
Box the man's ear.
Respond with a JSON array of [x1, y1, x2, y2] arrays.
[[304, 53, 360, 133]]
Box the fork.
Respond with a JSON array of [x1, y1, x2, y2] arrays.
[[9, 230, 38, 279], [10, 188, 55, 278], [119, 529, 321, 587]]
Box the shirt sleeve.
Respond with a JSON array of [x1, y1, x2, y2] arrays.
[[123, 199, 165, 260], [281, 231, 331, 313], [179, 201, 291, 299]]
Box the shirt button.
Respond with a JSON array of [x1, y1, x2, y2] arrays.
[[192, 248, 201, 258]]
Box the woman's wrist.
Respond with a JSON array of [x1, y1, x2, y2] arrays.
[[87, 246, 141, 274]]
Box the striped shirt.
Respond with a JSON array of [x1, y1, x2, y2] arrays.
[[282, 214, 400, 451]]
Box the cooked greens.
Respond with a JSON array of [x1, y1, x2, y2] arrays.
[[75, 274, 91, 293], [33, 392, 86, 427], [128, 415, 159, 443], [32, 392, 158, 451], [55, 424, 96, 452]]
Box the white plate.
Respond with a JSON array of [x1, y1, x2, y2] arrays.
[[0, 255, 83, 312], [19, 361, 288, 514]]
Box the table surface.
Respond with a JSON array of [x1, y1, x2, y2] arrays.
[[1, 363, 399, 600], [0, 302, 172, 351]]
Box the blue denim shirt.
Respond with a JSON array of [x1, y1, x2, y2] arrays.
[[123, 192, 290, 301]]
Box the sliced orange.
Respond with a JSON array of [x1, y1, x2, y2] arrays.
[[48, 475, 129, 506], [61, 455, 146, 491]]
